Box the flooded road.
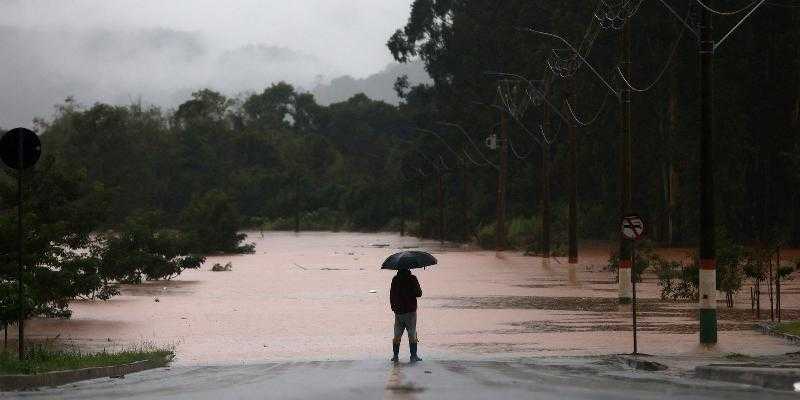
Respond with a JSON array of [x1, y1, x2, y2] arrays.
[[19, 232, 799, 365]]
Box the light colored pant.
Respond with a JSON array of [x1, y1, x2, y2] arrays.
[[393, 312, 418, 343]]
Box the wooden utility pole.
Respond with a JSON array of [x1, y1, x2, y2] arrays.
[[496, 113, 508, 251], [698, 1, 717, 344], [768, 253, 774, 321], [541, 105, 551, 259], [400, 188, 406, 237], [294, 174, 300, 233], [567, 78, 579, 265], [460, 164, 473, 241], [418, 180, 425, 237], [438, 173, 445, 244], [618, 18, 633, 304], [777, 246, 782, 322]]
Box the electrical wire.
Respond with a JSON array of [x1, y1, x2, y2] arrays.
[[438, 122, 500, 170], [566, 92, 610, 127], [616, 22, 685, 93], [461, 147, 492, 168], [508, 136, 537, 160], [416, 128, 465, 164], [694, 0, 762, 15]]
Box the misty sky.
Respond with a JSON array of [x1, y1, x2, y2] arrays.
[[0, 0, 415, 127]]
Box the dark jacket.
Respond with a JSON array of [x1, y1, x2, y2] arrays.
[[390, 271, 422, 314]]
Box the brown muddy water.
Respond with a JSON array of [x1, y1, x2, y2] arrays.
[[15, 232, 800, 365]]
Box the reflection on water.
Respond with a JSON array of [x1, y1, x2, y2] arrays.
[[15, 232, 800, 365]]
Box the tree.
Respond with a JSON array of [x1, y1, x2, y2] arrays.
[[181, 190, 252, 254], [0, 154, 108, 319], [97, 212, 205, 283]]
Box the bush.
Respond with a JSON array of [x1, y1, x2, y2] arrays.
[[181, 190, 253, 254], [97, 212, 206, 283], [508, 216, 539, 250], [654, 258, 698, 301], [476, 223, 496, 249], [607, 239, 657, 283]]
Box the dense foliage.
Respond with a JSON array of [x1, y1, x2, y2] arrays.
[[389, 1, 800, 247]]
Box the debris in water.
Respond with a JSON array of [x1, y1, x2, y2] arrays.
[[211, 262, 233, 272], [292, 262, 308, 271]]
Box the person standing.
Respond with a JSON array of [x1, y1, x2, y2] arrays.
[[390, 268, 423, 362]]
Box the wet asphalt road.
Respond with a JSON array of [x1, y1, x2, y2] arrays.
[[3, 358, 795, 400]]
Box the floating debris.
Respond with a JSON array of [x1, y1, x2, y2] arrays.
[[211, 262, 233, 272]]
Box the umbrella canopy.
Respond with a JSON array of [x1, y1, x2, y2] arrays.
[[381, 251, 437, 270]]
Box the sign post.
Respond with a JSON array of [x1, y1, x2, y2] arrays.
[[0, 128, 42, 360], [621, 213, 646, 355]]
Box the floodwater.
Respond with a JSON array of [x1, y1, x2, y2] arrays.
[[17, 232, 800, 365]]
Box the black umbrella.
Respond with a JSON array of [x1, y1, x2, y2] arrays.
[[381, 251, 437, 270]]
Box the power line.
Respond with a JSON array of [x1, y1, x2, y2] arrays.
[[438, 122, 500, 171], [566, 93, 611, 127], [694, 0, 761, 15], [616, 21, 686, 93]]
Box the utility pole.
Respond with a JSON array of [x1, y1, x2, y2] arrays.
[[698, 1, 717, 345], [541, 105, 551, 261], [496, 112, 508, 251], [16, 144, 24, 361], [777, 246, 782, 323], [418, 180, 425, 237], [438, 173, 445, 244], [400, 188, 406, 237], [294, 174, 300, 233], [618, 18, 633, 304], [567, 78, 579, 265]]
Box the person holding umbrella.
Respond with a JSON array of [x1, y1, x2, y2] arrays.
[[382, 251, 437, 363]]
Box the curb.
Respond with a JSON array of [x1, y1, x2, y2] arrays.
[[605, 355, 668, 372], [756, 323, 800, 344], [619, 356, 668, 372], [695, 364, 800, 391], [0, 357, 170, 391]]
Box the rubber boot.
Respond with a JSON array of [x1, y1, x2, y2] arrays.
[[409, 342, 422, 362], [391, 342, 400, 362]]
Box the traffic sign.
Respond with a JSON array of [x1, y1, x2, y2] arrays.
[[621, 213, 646, 241], [0, 128, 41, 170]]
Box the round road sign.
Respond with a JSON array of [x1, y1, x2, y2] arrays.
[[621, 213, 646, 241], [0, 128, 41, 170]]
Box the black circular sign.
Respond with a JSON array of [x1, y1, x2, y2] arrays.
[[0, 128, 41, 170]]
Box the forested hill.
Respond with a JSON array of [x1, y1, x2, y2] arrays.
[[20, 86, 410, 241], [312, 61, 432, 106]]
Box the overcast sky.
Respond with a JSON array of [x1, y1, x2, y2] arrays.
[[0, 0, 414, 127]]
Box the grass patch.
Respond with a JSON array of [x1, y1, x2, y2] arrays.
[[774, 321, 800, 336], [0, 342, 173, 375]]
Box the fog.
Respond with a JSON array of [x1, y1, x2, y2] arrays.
[[0, 0, 422, 127]]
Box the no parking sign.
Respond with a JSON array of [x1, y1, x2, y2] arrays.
[[621, 213, 646, 241]]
